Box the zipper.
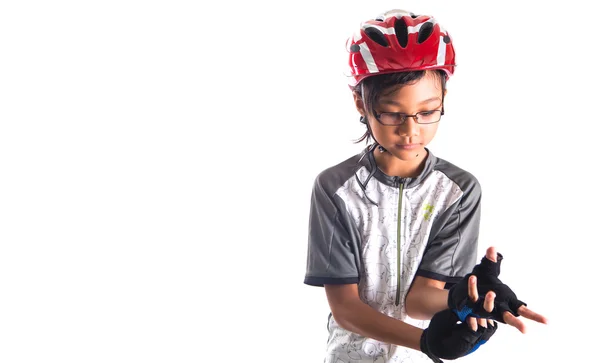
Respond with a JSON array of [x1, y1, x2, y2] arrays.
[[395, 177, 405, 305]]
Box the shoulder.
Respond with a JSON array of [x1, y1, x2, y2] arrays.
[[312, 153, 363, 197], [432, 155, 481, 196]]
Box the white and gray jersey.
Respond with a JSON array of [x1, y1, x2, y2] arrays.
[[304, 147, 481, 363]]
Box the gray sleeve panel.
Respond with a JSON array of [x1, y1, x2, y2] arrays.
[[416, 158, 481, 283], [304, 157, 363, 287]]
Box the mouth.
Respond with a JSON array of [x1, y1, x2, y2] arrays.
[[395, 143, 421, 150]]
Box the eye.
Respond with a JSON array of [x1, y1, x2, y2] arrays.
[[378, 112, 405, 124]]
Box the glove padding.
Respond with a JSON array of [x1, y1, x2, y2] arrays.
[[421, 309, 497, 363], [448, 252, 527, 323]]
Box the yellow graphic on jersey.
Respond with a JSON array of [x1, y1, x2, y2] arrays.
[[423, 203, 434, 221]]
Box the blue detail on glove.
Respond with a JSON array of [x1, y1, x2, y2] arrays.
[[453, 306, 476, 322], [468, 339, 488, 354]]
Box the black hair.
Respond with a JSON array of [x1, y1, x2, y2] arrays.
[[352, 69, 447, 144]]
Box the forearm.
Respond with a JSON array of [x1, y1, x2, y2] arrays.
[[405, 285, 449, 320], [332, 298, 423, 351]]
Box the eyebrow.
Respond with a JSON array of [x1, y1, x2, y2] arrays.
[[379, 96, 442, 106]]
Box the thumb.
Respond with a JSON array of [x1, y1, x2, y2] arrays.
[[485, 246, 497, 263], [473, 247, 501, 280]]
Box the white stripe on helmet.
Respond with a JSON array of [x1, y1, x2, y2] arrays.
[[437, 35, 447, 66], [359, 42, 379, 73]]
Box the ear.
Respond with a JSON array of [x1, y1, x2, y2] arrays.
[[353, 91, 366, 117]]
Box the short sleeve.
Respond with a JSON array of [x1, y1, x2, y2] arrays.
[[416, 179, 481, 284], [304, 173, 362, 287]]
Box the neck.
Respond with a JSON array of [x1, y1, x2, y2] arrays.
[[373, 148, 428, 178]]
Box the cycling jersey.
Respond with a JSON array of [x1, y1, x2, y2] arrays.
[[304, 146, 481, 363]]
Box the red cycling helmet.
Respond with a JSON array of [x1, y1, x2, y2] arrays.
[[347, 9, 456, 87]]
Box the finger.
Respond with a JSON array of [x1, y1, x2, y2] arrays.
[[517, 305, 549, 324], [483, 291, 496, 312], [478, 317, 487, 328], [468, 275, 478, 302], [503, 311, 526, 334], [488, 319, 495, 327], [468, 316, 478, 332], [486, 246, 497, 262]]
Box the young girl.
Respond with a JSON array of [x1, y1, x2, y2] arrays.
[[304, 9, 546, 363]]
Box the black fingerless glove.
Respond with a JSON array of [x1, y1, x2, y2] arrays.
[[421, 309, 497, 363], [448, 252, 527, 323]]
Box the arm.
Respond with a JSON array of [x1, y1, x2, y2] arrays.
[[303, 172, 426, 346], [325, 283, 423, 351], [405, 276, 448, 320], [326, 280, 500, 358]]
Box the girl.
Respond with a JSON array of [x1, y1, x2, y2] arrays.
[[304, 9, 546, 363]]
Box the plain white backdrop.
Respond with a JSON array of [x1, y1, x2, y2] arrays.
[[0, 1, 598, 362]]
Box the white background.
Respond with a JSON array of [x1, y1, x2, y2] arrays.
[[0, 0, 597, 362]]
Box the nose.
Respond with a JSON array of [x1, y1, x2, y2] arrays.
[[398, 116, 420, 136]]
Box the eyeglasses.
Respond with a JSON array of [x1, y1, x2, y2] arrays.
[[374, 107, 444, 126]]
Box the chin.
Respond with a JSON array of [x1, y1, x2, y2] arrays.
[[389, 145, 425, 159], [391, 153, 420, 161]]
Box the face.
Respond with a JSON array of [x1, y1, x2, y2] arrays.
[[356, 71, 445, 162]]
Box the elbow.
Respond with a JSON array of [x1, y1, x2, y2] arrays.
[[329, 295, 365, 332], [324, 284, 363, 332], [330, 304, 354, 331]]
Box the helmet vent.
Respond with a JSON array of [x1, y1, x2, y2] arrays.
[[394, 17, 409, 48], [417, 22, 434, 44], [364, 27, 389, 47]]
